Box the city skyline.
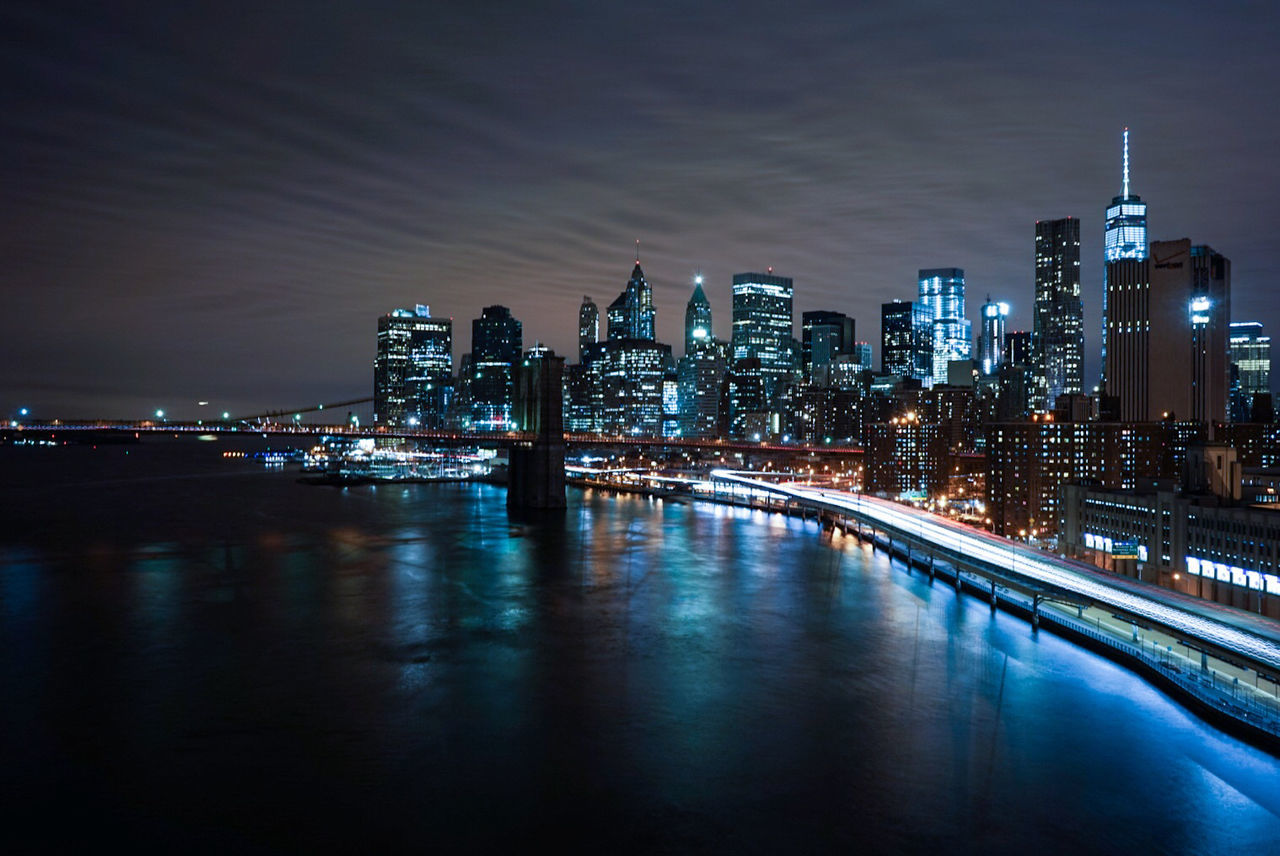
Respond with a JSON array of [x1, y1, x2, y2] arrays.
[[3, 2, 1279, 418]]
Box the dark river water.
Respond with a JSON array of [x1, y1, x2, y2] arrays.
[[2, 438, 1279, 853]]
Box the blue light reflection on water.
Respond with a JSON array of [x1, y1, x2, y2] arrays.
[[1, 444, 1279, 852]]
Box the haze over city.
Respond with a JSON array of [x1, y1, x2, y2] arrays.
[[3, 1, 1278, 418]]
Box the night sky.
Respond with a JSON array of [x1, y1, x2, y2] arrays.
[[4, 1, 1278, 418]]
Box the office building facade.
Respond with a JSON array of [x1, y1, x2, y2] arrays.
[[731, 271, 794, 400], [1229, 321, 1271, 422], [801, 310, 855, 384], [918, 268, 971, 386], [1033, 218, 1084, 409], [373, 305, 453, 428], [578, 296, 599, 362], [471, 305, 523, 431], [719, 357, 767, 438], [677, 339, 729, 439], [1004, 330, 1033, 368], [1105, 239, 1230, 423], [978, 298, 1008, 375], [881, 300, 933, 383]]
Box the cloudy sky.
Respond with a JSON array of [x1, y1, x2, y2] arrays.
[[3, 0, 1278, 418]]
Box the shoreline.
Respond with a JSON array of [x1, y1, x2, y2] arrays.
[[570, 476, 1280, 757]]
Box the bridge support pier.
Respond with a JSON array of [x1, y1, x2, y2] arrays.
[[990, 580, 997, 613], [507, 355, 566, 511], [1031, 595, 1041, 630]]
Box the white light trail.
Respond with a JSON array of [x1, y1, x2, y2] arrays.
[[711, 470, 1280, 671]]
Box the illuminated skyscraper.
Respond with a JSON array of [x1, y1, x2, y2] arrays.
[[731, 271, 794, 399], [1033, 217, 1084, 409], [373, 305, 453, 428], [626, 259, 655, 341], [606, 291, 627, 340], [594, 340, 672, 435], [1105, 239, 1229, 423], [978, 298, 1009, 375], [918, 268, 971, 385], [684, 275, 712, 355], [677, 339, 728, 439], [1229, 322, 1271, 421], [589, 256, 672, 433], [605, 256, 656, 342], [881, 300, 932, 382], [1101, 128, 1149, 388], [720, 357, 766, 438], [471, 305, 522, 431], [677, 274, 726, 438], [801, 310, 855, 384], [578, 296, 598, 362]]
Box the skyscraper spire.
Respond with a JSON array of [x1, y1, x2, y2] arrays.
[[635, 238, 640, 262], [1122, 127, 1130, 198], [1101, 126, 1149, 393]]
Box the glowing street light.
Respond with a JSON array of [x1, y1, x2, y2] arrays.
[[155, 409, 165, 419]]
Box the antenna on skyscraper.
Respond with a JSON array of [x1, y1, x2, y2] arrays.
[[1122, 127, 1130, 199], [635, 238, 640, 263]]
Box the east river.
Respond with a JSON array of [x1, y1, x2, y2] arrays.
[[3, 438, 1279, 853]]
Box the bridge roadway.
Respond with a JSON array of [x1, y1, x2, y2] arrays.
[[7, 422, 864, 456], [711, 470, 1280, 679]]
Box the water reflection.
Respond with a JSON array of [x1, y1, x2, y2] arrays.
[[2, 446, 1279, 852]]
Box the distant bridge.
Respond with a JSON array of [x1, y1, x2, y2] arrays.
[[5, 419, 866, 456], [6, 391, 865, 456]]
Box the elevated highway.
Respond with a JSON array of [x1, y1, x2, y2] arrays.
[[710, 470, 1280, 676]]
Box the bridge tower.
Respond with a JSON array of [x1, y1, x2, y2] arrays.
[[507, 353, 566, 509]]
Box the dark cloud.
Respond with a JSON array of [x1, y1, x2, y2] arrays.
[[2, 0, 1278, 416]]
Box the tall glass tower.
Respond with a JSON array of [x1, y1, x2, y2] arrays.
[[607, 256, 656, 342], [880, 300, 932, 383], [684, 275, 712, 355], [1229, 322, 1270, 421], [625, 260, 655, 341], [1034, 217, 1084, 409], [374, 305, 452, 428], [470, 305, 522, 431], [978, 298, 1009, 375], [1101, 128, 1148, 389], [731, 271, 794, 400], [578, 296, 598, 362], [918, 268, 970, 385]]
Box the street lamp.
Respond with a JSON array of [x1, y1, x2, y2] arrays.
[[155, 409, 165, 420]]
